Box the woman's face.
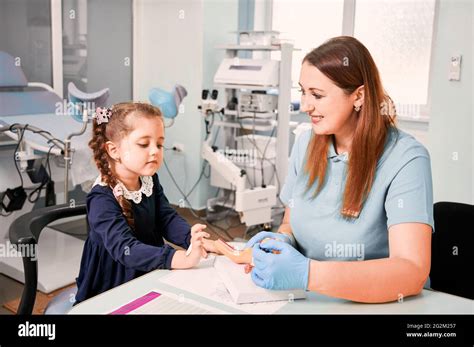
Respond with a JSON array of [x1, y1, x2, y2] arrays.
[[299, 61, 361, 136]]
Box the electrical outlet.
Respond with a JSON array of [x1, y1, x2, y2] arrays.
[[172, 142, 185, 152], [449, 55, 462, 81]]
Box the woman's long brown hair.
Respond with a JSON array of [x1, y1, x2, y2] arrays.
[[88, 102, 163, 229], [303, 36, 397, 219]]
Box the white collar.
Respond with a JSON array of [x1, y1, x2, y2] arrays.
[[93, 175, 154, 204]]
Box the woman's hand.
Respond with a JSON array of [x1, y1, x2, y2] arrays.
[[250, 239, 310, 290]]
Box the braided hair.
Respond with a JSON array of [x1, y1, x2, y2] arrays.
[[88, 102, 164, 230]]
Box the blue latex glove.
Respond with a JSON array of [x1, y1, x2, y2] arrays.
[[245, 231, 293, 248], [250, 239, 310, 291]]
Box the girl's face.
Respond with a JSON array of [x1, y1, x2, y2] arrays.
[[109, 115, 165, 177], [298, 61, 362, 136]]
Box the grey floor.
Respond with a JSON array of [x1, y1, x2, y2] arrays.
[[0, 205, 282, 314]]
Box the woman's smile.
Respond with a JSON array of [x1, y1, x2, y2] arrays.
[[310, 115, 324, 124]]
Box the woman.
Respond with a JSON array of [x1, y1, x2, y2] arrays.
[[246, 36, 434, 303]]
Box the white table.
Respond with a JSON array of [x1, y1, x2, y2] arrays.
[[69, 256, 474, 314]]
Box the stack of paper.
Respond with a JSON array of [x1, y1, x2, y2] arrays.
[[214, 256, 306, 304]]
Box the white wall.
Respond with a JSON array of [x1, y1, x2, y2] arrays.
[[472, 0, 474, 203], [133, 0, 238, 208], [398, 120, 430, 148], [427, 0, 473, 204], [0, 0, 53, 85], [87, 0, 133, 103]]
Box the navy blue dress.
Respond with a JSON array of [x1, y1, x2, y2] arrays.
[[74, 174, 191, 304]]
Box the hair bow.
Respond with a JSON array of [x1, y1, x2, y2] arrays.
[[93, 107, 112, 125]]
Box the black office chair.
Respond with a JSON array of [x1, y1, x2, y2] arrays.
[[430, 201, 473, 300], [9, 203, 87, 314]]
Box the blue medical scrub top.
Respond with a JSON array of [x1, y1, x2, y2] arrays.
[[280, 127, 434, 261]]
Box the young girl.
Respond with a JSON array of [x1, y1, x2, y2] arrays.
[[75, 102, 218, 304]]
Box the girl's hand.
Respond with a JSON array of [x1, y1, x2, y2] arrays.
[[184, 232, 207, 267], [189, 224, 210, 259], [191, 223, 208, 236], [202, 238, 223, 255], [171, 225, 209, 269]]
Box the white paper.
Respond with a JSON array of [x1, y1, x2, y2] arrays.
[[214, 256, 306, 304], [126, 290, 224, 314], [160, 255, 290, 314]]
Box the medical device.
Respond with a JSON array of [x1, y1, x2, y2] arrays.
[[0, 110, 89, 206], [214, 58, 279, 86], [0, 187, 27, 213], [1, 50, 108, 207], [0, 51, 98, 297], [68, 81, 109, 122], [149, 84, 188, 127], [198, 89, 221, 116], [198, 35, 295, 231], [239, 91, 278, 113], [237, 30, 280, 46], [200, 118, 278, 226]]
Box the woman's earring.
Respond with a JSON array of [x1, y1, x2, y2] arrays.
[[354, 105, 361, 112]]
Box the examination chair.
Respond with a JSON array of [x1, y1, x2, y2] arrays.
[[430, 201, 473, 300], [148, 84, 187, 127], [0, 51, 62, 116], [9, 203, 87, 314], [67, 81, 110, 122]]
